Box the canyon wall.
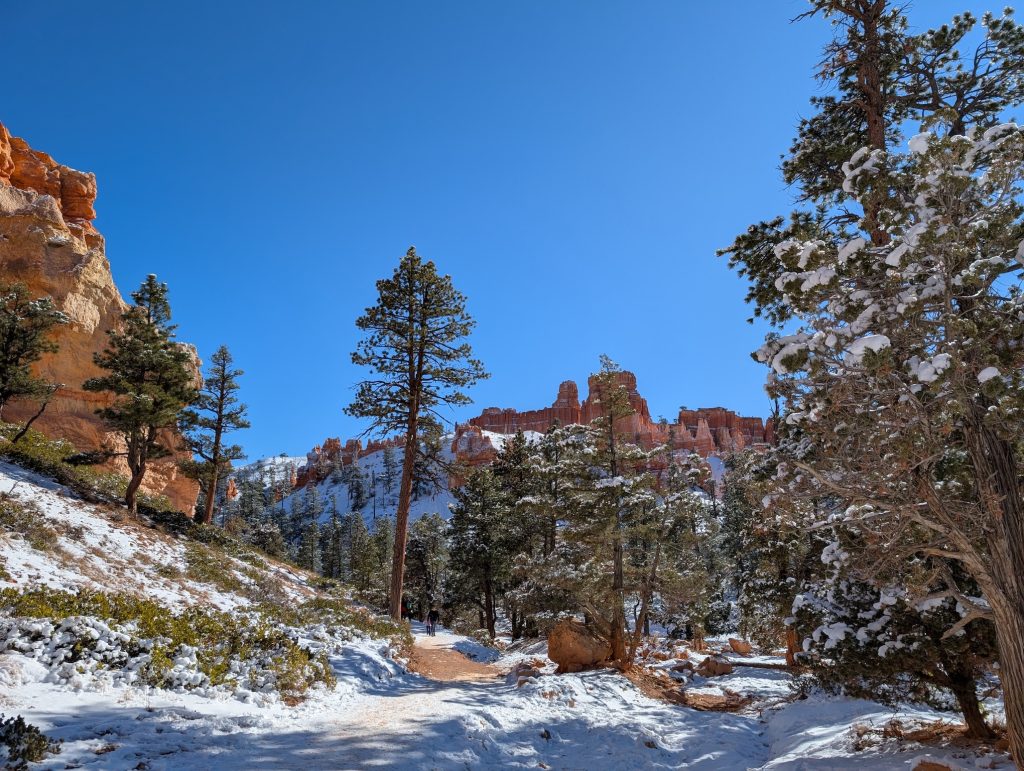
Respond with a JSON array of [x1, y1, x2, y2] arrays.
[[468, 371, 773, 456], [0, 121, 199, 512]]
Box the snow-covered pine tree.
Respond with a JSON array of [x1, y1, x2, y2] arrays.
[[345, 512, 374, 591], [558, 356, 656, 668], [405, 513, 448, 620], [446, 467, 509, 638], [723, 1, 1024, 752], [296, 521, 321, 573]]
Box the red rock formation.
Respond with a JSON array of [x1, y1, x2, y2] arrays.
[[468, 371, 770, 458], [294, 435, 406, 488], [0, 121, 199, 513]]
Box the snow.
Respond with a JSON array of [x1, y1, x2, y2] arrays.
[[0, 462, 1015, 769], [978, 367, 1001, 384], [845, 334, 891, 366]]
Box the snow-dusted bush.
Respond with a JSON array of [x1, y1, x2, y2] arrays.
[[0, 714, 61, 768], [0, 588, 336, 699]]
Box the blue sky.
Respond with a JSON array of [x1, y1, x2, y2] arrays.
[[4, 1, 997, 459]]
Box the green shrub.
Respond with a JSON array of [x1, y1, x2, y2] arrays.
[[184, 543, 244, 593], [0, 494, 57, 551], [0, 714, 61, 768]]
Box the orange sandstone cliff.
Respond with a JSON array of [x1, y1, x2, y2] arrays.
[[0, 121, 200, 512]]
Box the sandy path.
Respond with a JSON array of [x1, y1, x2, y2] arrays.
[[407, 632, 502, 683]]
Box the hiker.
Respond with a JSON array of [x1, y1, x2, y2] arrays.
[[426, 606, 440, 636]]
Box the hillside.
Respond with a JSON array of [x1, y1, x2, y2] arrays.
[[233, 429, 535, 527]]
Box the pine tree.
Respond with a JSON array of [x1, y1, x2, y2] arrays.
[[296, 521, 321, 572], [722, 3, 1024, 752], [370, 517, 395, 606], [405, 513, 448, 620], [345, 247, 488, 619], [348, 465, 368, 511], [446, 468, 508, 638], [179, 345, 250, 524], [564, 355, 653, 667], [0, 283, 67, 434], [84, 275, 196, 515], [346, 512, 375, 591], [382, 445, 397, 498]]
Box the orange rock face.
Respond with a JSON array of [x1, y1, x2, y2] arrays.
[[468, 371, 771, 457], [0, 121, 199, 513]]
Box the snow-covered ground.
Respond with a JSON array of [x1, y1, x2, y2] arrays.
[[0, 460, 1015, 769]]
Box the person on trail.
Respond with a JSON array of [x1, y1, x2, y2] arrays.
[[427, 607, 440, 636]]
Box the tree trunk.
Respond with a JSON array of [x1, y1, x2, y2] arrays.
[[947, 672, 994, 740], [785, 627, 800, 667], [611, 536, 627, 668], [201, 466, 220, 525], [484, 575, 496, 639], [126, 460, 146, 517], [11, 394, 53, 445], [388, 425, 418, 620], [966, 411, 1024, 761]]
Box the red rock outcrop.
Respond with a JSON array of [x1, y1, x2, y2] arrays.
[[0, 121, 199, 513], [295, 435, 405, 488], [468, 371, 771, 457]]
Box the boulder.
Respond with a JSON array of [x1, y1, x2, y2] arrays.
[[696, 655, 734, 677], [547, 620, 610, 674], [728, 638, 753, 656]]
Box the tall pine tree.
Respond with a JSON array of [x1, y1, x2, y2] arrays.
[[345, 247, 487, 619]]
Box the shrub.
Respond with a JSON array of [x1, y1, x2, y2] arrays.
[[0, 714, 61, 768], [0, 494, 57, 552], [0, 588, 337, 698]]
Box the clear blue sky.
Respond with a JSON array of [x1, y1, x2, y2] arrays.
[[4, 1, 994, 459]]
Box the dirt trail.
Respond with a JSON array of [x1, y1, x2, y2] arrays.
[[408, 633, 502, 682]]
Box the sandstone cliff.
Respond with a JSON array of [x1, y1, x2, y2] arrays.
[[0, 121, 199, 512]]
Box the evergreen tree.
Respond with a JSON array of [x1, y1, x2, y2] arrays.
[[446, 468, 508, 637], [346, 512, 375, 591], [382, 445, 398, 498], [345, 247, 488, 619], [723, 2, 1024, 751], [405, 513, 448, 620], [369, 517, 395, 606], [562, 356, 654, 667], [296, 521, 321, 572], [348, 465, 368, 511], [0, 282, 67, 432], [84, 275, 196, 515], [179, 345, 250, 524]]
